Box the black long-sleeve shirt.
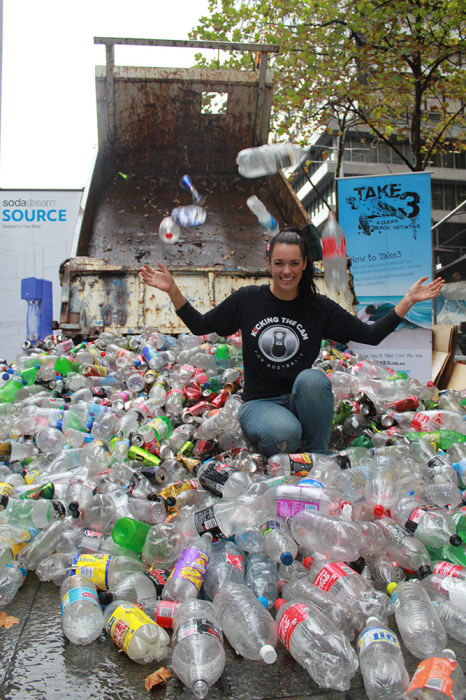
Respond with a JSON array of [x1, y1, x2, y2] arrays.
[[176, 285, 401, 401]]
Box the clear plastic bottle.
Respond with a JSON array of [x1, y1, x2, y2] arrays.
[[70, 552, 147, 590], [280, 576, 359, 640], [321, 212, 348, 293], [289, 509, 361, 562], [159, 215, 181, 244], [236, 142, 307, 178], [259, 517, 298, 565], [203, 540, 244, 600], [244, 552, 278, 609], [172, 598, 225, 698], [404, 648, 465, 699], [214, 581, 277, 663], [246, 195, 279, 233], [274, 598, 359, 691], [387, 580, 447, 659], [60, 573, 104, 645], [104, 599, 170, 663], [365, 551, 406, 590], [195, 459, 252, 499], [162, 533, 212, 601], [377, 516, 432, 578], [422, 571, 466, 613], [0, 560, 27, 606], [307, 557, 392, 624], [391, 494, 462, 549], [431, 598, 466, 645], [3, 498, 53, 529], [105, 570, 158, 609], [141, 519, 186, 569], [171, 204, 206, 228], [195, 408, 238, 441], [357, 616, 409, 699]]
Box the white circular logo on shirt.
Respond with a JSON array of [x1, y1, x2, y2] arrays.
[[257, 325, 300, 362]]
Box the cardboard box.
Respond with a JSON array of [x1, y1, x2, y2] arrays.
[[432, 325, 458, 389], [446, 361, 466, 391]]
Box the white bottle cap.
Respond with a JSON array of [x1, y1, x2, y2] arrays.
[[260, 644, 277, 664]]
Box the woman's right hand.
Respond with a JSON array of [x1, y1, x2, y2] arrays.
[[140, 262, 175, 294]]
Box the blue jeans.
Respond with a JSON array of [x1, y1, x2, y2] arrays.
[[238, 368, 334, 457]]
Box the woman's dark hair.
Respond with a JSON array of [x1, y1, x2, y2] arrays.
[[266, 227, 317, 302]]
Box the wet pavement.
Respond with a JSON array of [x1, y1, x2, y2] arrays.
[[1, 572, 465, 699]]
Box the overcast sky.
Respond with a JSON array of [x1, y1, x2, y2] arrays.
[[0, 0, 211, 190]]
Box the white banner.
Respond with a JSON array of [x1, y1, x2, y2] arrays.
[[0, 190, 82, 362]]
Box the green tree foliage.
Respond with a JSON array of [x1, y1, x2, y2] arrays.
[[190, 0, 466, 171]]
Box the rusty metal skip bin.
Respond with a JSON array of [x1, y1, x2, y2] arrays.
[[59, 38, 354, 339]]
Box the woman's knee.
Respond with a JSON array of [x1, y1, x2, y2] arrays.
[[293, 368, 333, 397]]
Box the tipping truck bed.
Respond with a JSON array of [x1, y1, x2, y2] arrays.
[[60, 38, 355, 337]]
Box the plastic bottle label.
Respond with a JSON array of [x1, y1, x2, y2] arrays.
[[80, 529, 103, 539], [9, 542, 27, 558], [433, 561, 463, 577], [106, 603, 154, 654], [391, 590, 400, 609], [0, 482, 13, 509], [357, 626, 401, 655], [167, 547, 209, 592], [225, 553, 243, 572], [6, 563, 27, 579], [277, 603, 308, 650], [71, 553, 112, 590], [155, 600, 179, 628], [261, 520, 282, 536], [313, 562, 357, 592], [51, 500, 67, 520], [288, 453, 313, 474], [198, 463, 236, 496], [406, 657, 457, 697], [277, 498, 321, 517], [193, 506, 224, 539], [61, 585, 100, 614], [173, 618, 223, 645], [144, 567, 170, 594], [321, 237, 347, 259]]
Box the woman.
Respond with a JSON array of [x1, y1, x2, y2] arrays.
[[140, 229, 444, 457]]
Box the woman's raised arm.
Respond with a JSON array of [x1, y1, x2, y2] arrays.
[[139, 262, 187, 311]]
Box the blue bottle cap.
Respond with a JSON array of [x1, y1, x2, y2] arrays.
[[280, 551, 294, 566], [257, 596, 269, 609]]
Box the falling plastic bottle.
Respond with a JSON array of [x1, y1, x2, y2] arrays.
[[246, 195, 279, 233], [180, 174, 205, 205], [321, 211, 348, 293], [159, 216, 181, 244], [236, 143, 307, 178]]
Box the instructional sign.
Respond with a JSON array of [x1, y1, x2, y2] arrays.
[[337, 172, 432, 381]]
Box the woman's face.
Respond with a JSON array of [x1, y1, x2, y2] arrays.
[[267, 242, 307, 300]]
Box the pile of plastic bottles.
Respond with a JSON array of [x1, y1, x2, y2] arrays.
[[0, 328, 465, 699]]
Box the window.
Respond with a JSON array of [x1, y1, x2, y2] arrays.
[[201, 92, 228, 114], [432, 185, 444, 209]]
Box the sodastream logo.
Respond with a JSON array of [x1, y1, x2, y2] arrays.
[[2, 198, 67, 223]]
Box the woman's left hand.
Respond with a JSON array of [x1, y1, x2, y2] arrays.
[[405, 276, 445, 304]]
